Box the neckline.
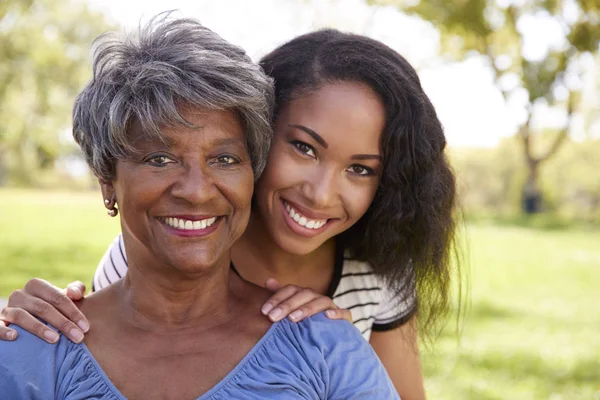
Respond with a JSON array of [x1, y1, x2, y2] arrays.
[[229, 244, 345, 298], [75, 320, 283, 399]]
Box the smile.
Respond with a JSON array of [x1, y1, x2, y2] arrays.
[[161, 217, 218, 231], [283, 201, 328, 230]]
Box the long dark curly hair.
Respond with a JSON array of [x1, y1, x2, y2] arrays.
[[259, 29, 463, 340]]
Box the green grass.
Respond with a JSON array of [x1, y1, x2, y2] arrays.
[[0, 189, 120, 293], [1, 188, 599, 399]]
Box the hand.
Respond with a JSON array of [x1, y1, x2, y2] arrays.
[[0, 279, 89, 343], [260, 278, 352, 323]]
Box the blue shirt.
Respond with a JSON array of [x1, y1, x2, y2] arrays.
[[0, 313, 399, 399]]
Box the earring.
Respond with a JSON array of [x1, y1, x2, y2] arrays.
[[104, 198, 118, 217]]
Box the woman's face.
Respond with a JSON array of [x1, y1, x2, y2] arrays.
[[255, 81, 386, 255], [102, 108, 254, 272]]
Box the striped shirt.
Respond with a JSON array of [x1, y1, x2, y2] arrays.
[[94, 234, 416, 341]]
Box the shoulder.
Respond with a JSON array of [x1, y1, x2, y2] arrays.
[[0, 325, 114, 399], [0, 325, 67, 396], [274, 314, 399, 398], [0, 324, 65, 365], [279, 311, 362, 347], [272, 313, 370, 365]]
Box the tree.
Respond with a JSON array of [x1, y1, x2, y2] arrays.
[[0, 0, 113, 185], [372, 0, 600, 213]]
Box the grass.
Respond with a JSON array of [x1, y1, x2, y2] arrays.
[[0, 189, 120, 293], [1, 188, 599, 399]]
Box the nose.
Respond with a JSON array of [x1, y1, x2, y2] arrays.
[[170, 162, 219, 205], [302, 166, 340, 209]]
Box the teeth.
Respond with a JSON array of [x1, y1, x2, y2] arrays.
[[163, 217, 218, 231], [283, 201, 327, 230]]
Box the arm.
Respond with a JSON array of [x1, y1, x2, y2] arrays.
[[370, 316, 426, 400]]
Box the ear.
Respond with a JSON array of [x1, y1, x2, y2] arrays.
[[99, 177, 116, 204]]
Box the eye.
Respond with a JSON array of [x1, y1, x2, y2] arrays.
[[213, 155, 240, 165], [291, 141, 316, 158], [145, 154, 176, 166], [346, 164, 375, 176]]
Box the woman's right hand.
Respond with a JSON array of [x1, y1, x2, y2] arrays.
[[0, 279, 89, 343]]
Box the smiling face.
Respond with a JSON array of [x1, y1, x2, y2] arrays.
[[101, 108, 254, 274], [254, 81, 386, 255]]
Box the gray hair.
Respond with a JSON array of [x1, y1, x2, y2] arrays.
[[73, 13, 274, 181]]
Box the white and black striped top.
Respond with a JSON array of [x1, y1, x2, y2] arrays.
[[94, 234, 416, 341]]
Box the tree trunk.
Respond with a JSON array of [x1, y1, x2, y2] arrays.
[[522, 158, 542, 214]]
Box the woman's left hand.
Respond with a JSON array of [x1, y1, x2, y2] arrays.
[[260, 278, 352, 323]]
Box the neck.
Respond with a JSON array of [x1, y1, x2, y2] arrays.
[[231, 211, 336, 293], [115, 249, 235, 332]]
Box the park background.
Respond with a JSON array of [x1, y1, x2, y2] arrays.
[[1, 0, 599, 398]]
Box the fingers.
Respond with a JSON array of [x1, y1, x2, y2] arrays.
[[0, 306, 60, 343], [63, 281, 86, 301], [22, 278, 89, 334], [261, 284, 336, 323], [0, 319, 18, 341], [5, 283, 88, 344], [325, 308, 353, 323]]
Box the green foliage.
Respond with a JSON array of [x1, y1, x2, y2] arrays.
[[372, 0, 600, 214], [0, 0, 113, 186], [2, 188, 599, 398], [450, 137, 600, 223]]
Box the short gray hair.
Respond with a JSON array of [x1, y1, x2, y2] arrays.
[[73, 13, 274, 181]]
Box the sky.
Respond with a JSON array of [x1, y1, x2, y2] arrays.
[[83, 0, 595, 147]]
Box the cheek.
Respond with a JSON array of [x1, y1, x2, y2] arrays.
[[255, 143, 302, 199], [220, 168, 255, 224], [344, 184, 379, 223], [113, 165, 165, 216]]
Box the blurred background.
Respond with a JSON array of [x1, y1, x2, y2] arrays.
[[1, 0, 599, 398]]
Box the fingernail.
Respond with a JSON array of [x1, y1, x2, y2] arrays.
[[269, 308, 282, 321], [70, 329, 84, 343], [326, 310, 336, 318], [289, 310, 304, 321], [6, 331, 16, 340], [44, 330, 59, 343], [261, 302, 273, 315], [77, 320, 89, 332]]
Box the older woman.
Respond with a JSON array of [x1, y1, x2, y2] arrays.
[[0, 16, 398, 399]]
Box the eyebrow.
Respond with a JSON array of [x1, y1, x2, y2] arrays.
[[351, 154, 382, 161], [288, 124, 328, 148], [289, 124, 381, 161], [210, 137, 246, 147]]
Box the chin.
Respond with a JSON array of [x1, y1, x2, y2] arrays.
[[273, 235, 323, 256]]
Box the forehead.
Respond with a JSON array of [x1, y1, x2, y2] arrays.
[[281, 82, 385, 150], [129, 108, 246, 149]]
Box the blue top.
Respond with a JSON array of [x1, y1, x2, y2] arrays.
[[0, 313, 400, 399]]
